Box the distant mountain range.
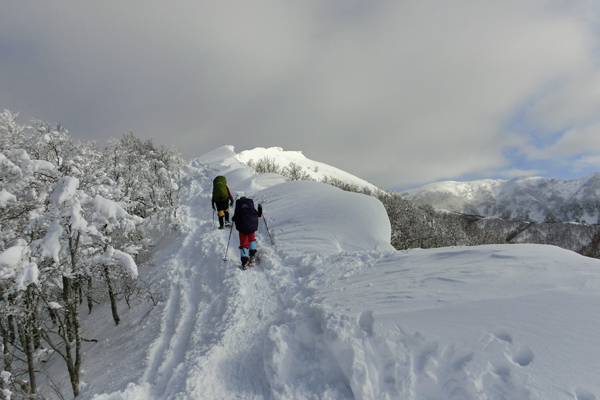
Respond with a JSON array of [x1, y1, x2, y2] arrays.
[[400, 173, 600, 224]]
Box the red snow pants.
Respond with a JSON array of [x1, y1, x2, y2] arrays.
[[239, 232, 256, 250]]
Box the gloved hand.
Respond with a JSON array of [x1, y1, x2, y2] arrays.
[[230, 201, 233, 206], [258, 204, 263, 212], [212, 203, 215, 210]]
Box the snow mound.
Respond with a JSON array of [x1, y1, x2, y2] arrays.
[[236, 173, 287, 193], [193, 145, 237, 165], [256, 180, 393, 255]]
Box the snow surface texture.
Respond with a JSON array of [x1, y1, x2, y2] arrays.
[[62, 145, 599, 399], [401, 173, 600, 223]]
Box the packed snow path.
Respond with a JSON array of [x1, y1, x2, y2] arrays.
[[89, 146, 600, 400], [141, 157, 283, 398]]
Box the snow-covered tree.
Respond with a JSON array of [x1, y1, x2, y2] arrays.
[[30, 175, 139, 396], [0, 112, 171, 398], [104, 132, 181, 217], [0, 110, 30, 152], [103, 132, 182, 243], [0, 144, 56, 397], [0, 243, 41, 397]]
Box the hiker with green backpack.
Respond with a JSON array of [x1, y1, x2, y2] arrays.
[[212, 176, 234, 229]]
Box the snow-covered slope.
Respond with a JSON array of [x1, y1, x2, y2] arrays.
[[57, 145, 600, 400], [401, 173, 600, 223], [237, 146, 381, 194]]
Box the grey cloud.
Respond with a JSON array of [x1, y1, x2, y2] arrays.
[[1, 0, 600, 189]]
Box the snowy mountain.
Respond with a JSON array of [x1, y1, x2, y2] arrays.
[[401, 173, 600, 223], [38, 145, 600, 399]]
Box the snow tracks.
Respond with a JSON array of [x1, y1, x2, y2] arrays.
[[138, 171, 280, 399]]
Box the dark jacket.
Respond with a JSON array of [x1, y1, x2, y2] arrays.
[[232, 198, 262, 234]]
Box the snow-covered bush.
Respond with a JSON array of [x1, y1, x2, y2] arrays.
[[283, 162, 312, 181], [246, 156, 282, 175]]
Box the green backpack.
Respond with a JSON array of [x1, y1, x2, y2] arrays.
[[212, 176, 229, 202]]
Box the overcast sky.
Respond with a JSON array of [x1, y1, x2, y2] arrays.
[[2, 1, 600, 190]]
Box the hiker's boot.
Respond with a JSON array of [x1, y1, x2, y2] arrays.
[[224, 211, 230, 226]]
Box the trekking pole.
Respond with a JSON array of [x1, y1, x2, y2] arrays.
[[223, 223, 235, 261], [223, 197, 239, 261], [261, 211, 274, 246], [213, 208, 216, 227]]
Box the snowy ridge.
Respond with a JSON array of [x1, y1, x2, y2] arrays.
[[82, 146, 600, 400], [401, 173, 600, 223], [237, 147, 381, 194]]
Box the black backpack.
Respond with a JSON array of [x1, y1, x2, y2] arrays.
[[234, 198, 259, 234]]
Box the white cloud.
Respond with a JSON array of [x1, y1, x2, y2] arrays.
[[499, 168, 544, 179], [521, 123, 600, 160], [574, 154, 600, 170]]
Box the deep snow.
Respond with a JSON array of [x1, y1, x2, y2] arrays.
[[42, 145, 600, 399]]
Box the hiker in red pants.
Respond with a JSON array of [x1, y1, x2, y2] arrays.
[[232, 196, 262, 269]]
